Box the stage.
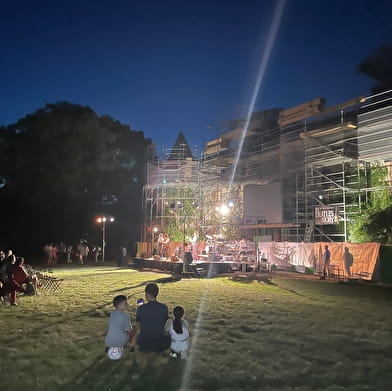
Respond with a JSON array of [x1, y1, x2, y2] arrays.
[[133, 257, 245, 276]]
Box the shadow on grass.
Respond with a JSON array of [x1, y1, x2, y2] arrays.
[[270, 280, 306, 297], [229, 274, 306, 297], [110, 275, 182, 294], [61, 353, 185, 391]]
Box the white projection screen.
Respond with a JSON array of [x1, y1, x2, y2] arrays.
[[243, 182, 283, 224]]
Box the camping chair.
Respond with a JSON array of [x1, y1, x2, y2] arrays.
[[45, 269, 63, 292], [36, 269, 50, 290]]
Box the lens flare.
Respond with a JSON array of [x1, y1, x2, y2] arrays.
[[229, 0, 286, 191]]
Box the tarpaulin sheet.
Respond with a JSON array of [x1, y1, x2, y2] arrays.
[[314, 242, 380, 280], [258, 242, 315, 269], [258, 241, 380, 280]]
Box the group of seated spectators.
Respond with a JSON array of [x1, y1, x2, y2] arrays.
[[105, 283, 189, 360], [0, 250, 39, 306]]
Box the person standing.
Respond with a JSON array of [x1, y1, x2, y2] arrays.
[[44, 244, 52, 265], [76, 243, 84, 264], [51, 244, 58, 265], [58, 242, 66, 264], [135, 283, 171, 353], [66, 245, 73, 264], [93, 246, 101, 263], [190, 231, 199, 261], [343, 247, 353, 277], [82, 244, 89, 263], [321, 244, 331, 280], [157, 233, 164, 257], [162, 234, 170, 259]]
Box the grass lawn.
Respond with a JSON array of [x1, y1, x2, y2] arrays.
[[1, 266, 392, 391]]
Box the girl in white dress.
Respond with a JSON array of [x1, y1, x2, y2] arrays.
[[168, 306, 189, 359]]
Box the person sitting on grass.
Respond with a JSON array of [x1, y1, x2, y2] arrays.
[[135, 283, 171, 353], [105, 295, 136, 359], [167, 306, 189, 359]]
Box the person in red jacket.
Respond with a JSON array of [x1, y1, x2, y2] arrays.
[[9, 257, 36, 306]]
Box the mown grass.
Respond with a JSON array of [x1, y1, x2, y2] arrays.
[[1, 266, 392, 391]]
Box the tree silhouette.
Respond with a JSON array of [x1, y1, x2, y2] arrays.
[[358, 44, 392, 94], [0, 102, 150, 256]]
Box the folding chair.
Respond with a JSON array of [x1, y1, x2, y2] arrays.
[[50, 278, 64, 292], [36, 269, 50, 290]]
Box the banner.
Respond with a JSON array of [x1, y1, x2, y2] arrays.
[[314, 206, 339, 225]]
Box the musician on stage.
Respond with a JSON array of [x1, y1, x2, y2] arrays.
[[162, 233, 170, 259], [190, 231, 199, 261], [238, 238, 248, 260], [157, 233, 164, 257]]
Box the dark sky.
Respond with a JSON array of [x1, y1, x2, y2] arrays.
[[1, 0, 391, 150]]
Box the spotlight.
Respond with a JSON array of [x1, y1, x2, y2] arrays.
[[219, 205, 230, 216]]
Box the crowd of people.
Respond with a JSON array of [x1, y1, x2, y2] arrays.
[[0, 249, 39, 306], [105, 283, 189, 360], [43, 241, 102, 265]]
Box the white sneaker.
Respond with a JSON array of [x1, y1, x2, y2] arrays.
[[169, 352, 178, 358]]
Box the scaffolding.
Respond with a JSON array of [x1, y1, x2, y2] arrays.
[[142, 141, 201, 243], [143, 90, 392, 245], [287, 90, 392, 242]]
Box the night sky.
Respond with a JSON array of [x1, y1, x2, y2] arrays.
[[1, 0, 391, 150]]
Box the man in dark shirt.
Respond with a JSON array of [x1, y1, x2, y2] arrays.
[[321, 244, 331, 279], [136, 282, 171, 353]]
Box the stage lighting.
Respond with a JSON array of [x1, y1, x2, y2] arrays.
[[219, 204, 230, 216]]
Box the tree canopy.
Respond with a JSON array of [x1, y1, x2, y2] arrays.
[[358, 44, 392, 94], [0, 102, 150, 255]]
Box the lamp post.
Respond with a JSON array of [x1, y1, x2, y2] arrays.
[[96, 216, 114, 262]]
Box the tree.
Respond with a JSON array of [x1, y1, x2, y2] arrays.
[[348, 163, 392, 243], [0, 102, 150, 255], [363, 206, 392, 244], [358, 44, 392, 94]]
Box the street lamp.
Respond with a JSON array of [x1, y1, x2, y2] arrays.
[[96, 215, 115, 262]]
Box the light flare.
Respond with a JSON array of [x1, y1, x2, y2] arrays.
[[228, 0, 286, 191]]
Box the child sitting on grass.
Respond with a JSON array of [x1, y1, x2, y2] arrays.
[[167, 306, 189, 359], [105, 295, 136, 359]]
